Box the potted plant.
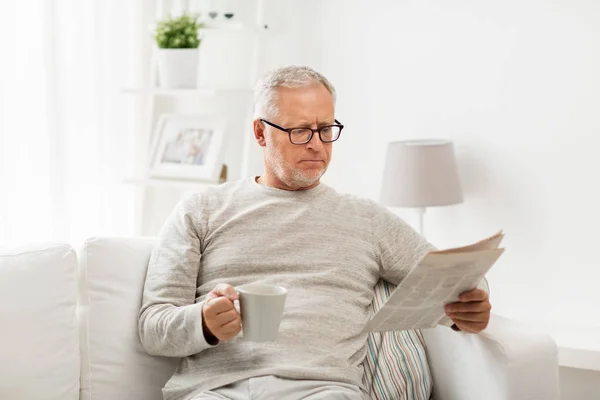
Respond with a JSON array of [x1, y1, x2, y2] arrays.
[[154, 13, 203, 88]]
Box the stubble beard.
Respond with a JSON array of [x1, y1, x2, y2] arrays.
[[265, 147, 326, 189]]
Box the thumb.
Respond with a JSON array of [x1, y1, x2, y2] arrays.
[[205, 283, 239, 303]]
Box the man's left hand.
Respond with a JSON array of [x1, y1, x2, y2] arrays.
[[444, 288, 491, 334]]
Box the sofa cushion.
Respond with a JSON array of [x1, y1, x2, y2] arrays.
[[362, 279, 433, 400], [0, 243, 80, 400], [79, 237, 177, 400]]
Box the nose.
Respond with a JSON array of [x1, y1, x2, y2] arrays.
[[305, 130, 325, 151]]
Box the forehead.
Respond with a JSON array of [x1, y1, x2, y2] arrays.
[[275, 84, 334, 122]]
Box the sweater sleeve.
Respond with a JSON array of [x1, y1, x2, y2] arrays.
[[372, 203, 491, 294], [372, 204, 436, 285], [138, 193, 216, 357]]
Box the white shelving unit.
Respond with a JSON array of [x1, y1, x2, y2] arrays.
[[123, 0, 269, 236], [122, 87, 253, 96], [123, 176, 218, 190]]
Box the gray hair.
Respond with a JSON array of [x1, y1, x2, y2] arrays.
[[253, 65, 337, 119]]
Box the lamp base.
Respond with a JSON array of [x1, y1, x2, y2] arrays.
[[416, 207, 426, 236]]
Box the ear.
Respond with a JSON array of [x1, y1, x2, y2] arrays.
[[253, 119, 267, 147]]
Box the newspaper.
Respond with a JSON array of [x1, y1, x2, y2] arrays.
[[363, 231, 505, 333]]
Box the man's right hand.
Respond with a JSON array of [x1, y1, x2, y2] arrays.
[[201, 283, 241, 344]]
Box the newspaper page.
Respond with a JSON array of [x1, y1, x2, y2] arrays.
[[363, 231, 505, 333]]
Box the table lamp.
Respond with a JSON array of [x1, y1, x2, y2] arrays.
[[380, 139, 463, 235]]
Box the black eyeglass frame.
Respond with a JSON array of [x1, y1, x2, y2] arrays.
[[260, 118, 344, 144]]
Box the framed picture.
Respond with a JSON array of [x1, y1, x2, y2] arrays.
[[149, 114, 227, 181]]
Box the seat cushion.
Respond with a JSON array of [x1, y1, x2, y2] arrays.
[[0, 243, 80, 400], [362, 279, 433, 400], [78, 237, 178, 400]]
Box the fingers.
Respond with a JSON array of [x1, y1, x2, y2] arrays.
[[220, 315, 242, 335], [202, 285, 242, 342], [447, 311, 489, 323], [445, 300, 491, 313], [458, 288, 488, 302], [205, 283, 239, 302], [203, 305, 241, 341], [454, 320, 488, 334], [206, 296, 236, 314], [214, 308, 240, 326], [213, 283, 239, 300], [446, 291, 492, 334]]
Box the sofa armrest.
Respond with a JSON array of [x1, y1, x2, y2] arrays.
[[421, 314, 560, 400]]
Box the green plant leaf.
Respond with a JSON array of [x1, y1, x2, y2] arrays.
[[154, 12, 203, 49]]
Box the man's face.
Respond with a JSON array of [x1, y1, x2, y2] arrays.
[[256, 84, 335, 190]]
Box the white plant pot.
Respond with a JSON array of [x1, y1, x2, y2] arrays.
[[157, 48, 199, 89]]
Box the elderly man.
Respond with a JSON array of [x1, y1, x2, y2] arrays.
[[138, 65, 492, 400]]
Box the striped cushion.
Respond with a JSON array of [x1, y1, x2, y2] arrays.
[[361, 279, 433, 400]]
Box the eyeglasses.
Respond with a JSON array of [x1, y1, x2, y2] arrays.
[[260, 119, 344, 145]]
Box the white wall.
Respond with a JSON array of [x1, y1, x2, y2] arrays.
[[309, 0, 600, 329]]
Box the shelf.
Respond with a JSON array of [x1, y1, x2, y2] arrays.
[[200, 22, 268, 33], [121, 87, 252, 96], [525, 321, 600, 371], [551, 325, 600, 371], [148, 22, 271, 36], [123, 177, 219, 190]]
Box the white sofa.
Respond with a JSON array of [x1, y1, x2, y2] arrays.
[[0, 237, 560, 400]]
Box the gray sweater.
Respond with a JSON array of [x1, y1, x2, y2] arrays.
[[138, 177, 433, 400]]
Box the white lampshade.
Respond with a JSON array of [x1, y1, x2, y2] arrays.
[[380, 139, 463, 208]]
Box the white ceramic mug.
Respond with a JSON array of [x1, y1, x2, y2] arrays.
[[237, 283, 287, 342]]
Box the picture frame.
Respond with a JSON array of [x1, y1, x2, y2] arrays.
[[149, 114, 227, 182]]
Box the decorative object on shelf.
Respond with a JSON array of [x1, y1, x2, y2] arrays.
[[380, 139, 463, 236], [218, 164, 228, 183], [154, 13, 204, 88], [149, 114, 227, 182]]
